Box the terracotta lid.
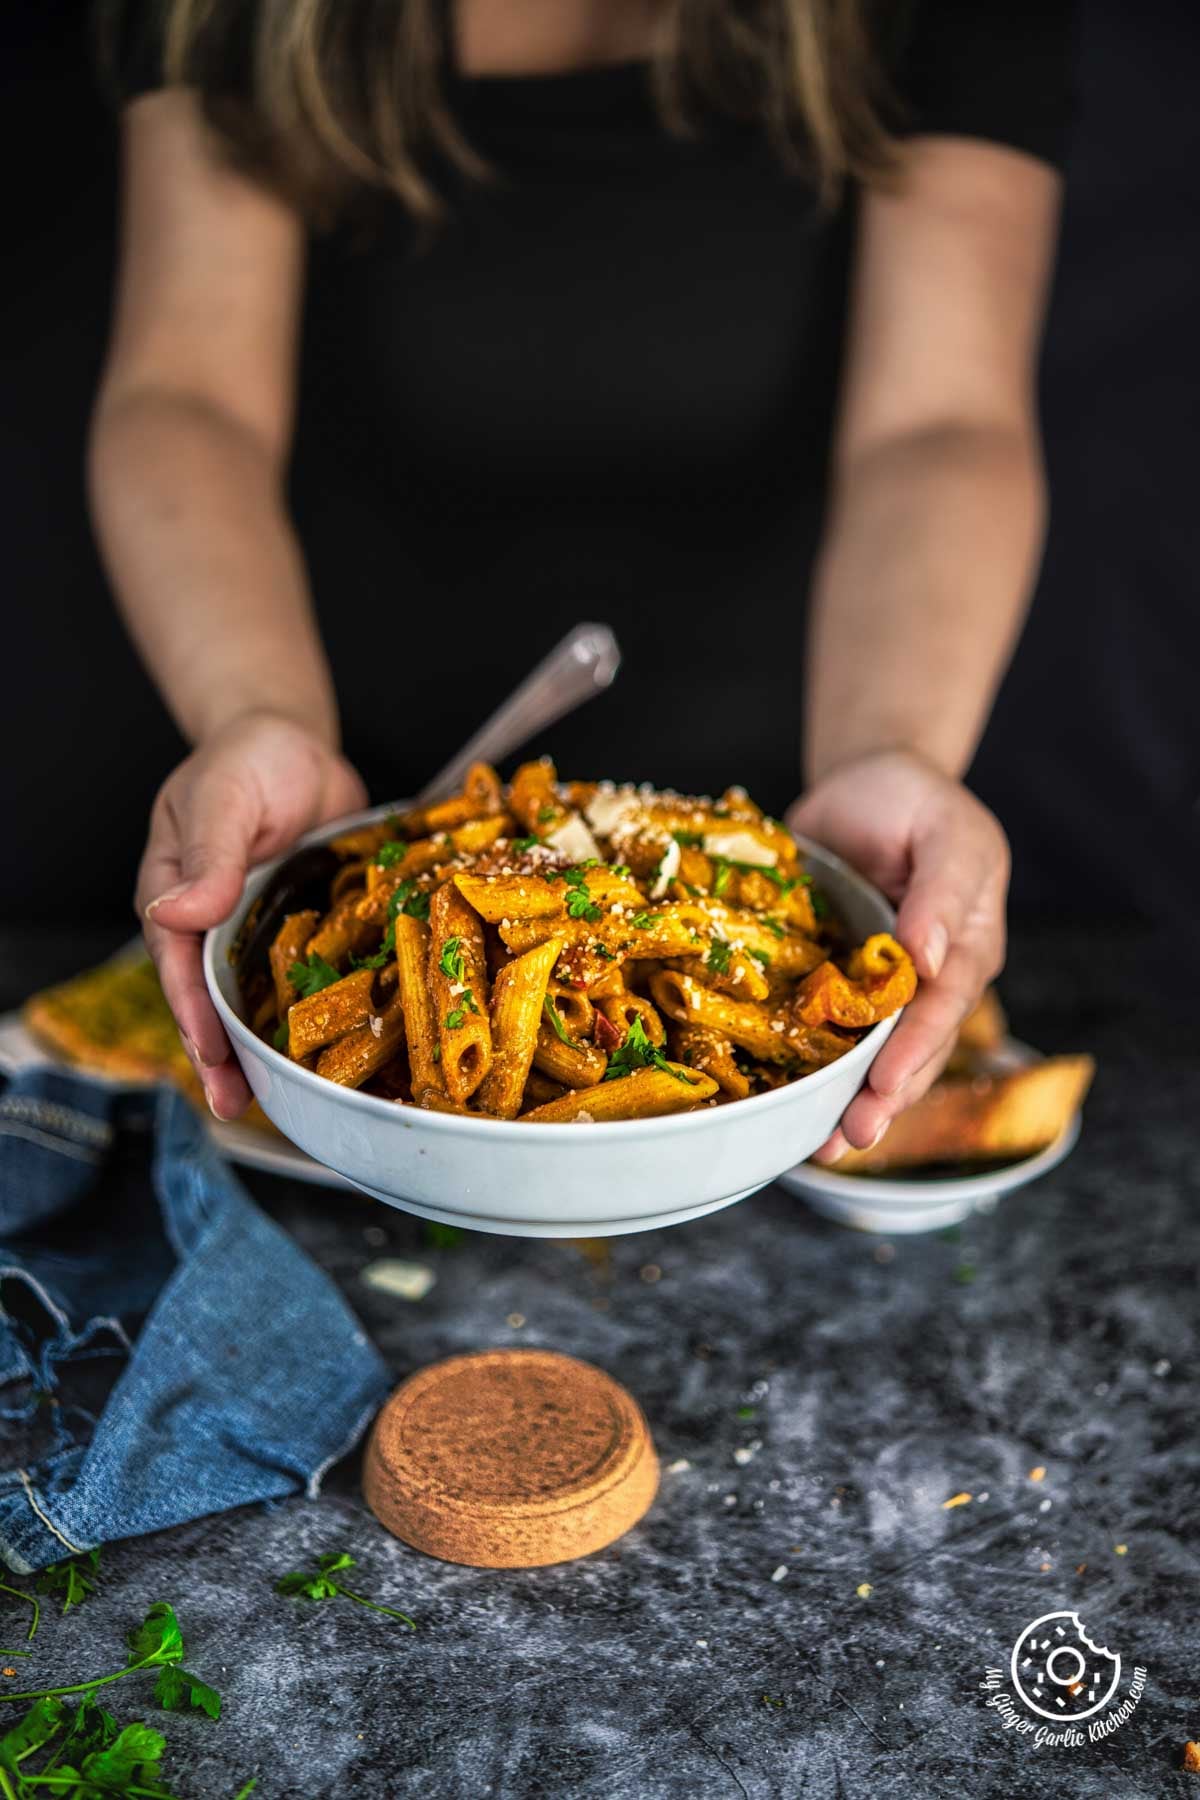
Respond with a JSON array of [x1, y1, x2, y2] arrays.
[[362, 1348, 658, 1568]]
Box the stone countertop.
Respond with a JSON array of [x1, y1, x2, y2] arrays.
[[1, 920, 1197, 1799]]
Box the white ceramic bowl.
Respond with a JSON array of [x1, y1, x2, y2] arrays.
[[203, 806, 902, 1237]]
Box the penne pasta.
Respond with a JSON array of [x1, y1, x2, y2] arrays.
[[668, 1023, 752, 1100], [287, 967, 377, 1060], [268, 909, 320, 1018], [520, 1062, 717, 1122], [477, 938, 563, 1119], [315, 998, 407, 1089], [244, 762, 914, 1120], [428, 883, 493, 1104], [393, 913, 445, 1097]]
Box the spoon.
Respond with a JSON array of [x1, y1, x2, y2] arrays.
[[231, 622, 621, 983]]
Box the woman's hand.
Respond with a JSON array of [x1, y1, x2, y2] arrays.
[[785, 749, 1009, 1163], [135, 710, 367, 1120]]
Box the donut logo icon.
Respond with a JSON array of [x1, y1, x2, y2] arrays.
[[1010, 1612, 1122, 1722]]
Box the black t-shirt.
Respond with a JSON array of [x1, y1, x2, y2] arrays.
[[119, 2, 1073, 814]]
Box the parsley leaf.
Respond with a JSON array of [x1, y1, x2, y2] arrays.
[[541, 995, 576, 1047], [566, 888, 603, 922], [711, 857, 733, 898], [287, 953, 342, 999], [748, 947, 771, 968], [388, 879, 430, 923], [375, 839, 408, 869], [603, 1017, 697, 1087], [809, 886, 830, 920], [706, 938, 732, 976], [438, 937, 466, 984], [275, 1554, 415, 1627], [272, 1020, 289, 1051], [152, 1665, 221, 1721], [762, 917, 786, 940], [537, 806, 558, 823], [0, 1695, 66, 1766], [629, 911, 662, 930], [36, 1551, 101, 1616], [510, 834, 540, 852], [671, 830, 705, 848], [350, 924, 394, 971]]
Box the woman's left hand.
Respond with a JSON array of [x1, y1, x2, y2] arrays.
[[785, 749, 1009, 1163]]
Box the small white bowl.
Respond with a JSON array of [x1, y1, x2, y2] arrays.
[[777, 1042, 1084, 1234], [203, 807, 903, 1238]]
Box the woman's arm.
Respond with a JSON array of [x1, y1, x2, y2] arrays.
[[90, 90, 330, 743], [91, 93, 364, 1116], [790, 137, 1062, 1158]]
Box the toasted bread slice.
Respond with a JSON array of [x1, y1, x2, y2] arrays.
[[23, 951, 275, 1132], [832, 1055, 1096, 1175]]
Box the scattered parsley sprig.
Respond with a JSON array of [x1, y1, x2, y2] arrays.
[[36, 1553, 100, 1618], [541, 995, 576, 1048]]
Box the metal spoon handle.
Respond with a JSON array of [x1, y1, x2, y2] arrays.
[[414, 622, 621, 807]]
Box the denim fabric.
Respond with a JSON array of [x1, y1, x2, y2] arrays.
[[0, 1068, 390, 1574]]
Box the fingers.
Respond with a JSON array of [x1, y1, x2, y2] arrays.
[[895, 798, 1008, 981], [141, 770, 260, 933]]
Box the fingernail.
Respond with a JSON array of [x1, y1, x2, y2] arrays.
[[868, 1121, 890, 1151], [181, 1031, 201, 1065], [924, 923, 948, 979], [145, 882, 191, 918], [205, 1086, 237, 1123]]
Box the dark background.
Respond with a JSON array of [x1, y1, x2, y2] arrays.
[[2, 0, 1198, 951]]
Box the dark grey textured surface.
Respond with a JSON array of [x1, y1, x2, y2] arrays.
[[2, 922, 1198, 1799]]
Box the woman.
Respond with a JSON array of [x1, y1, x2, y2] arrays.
[[92, 0, 1069, 1156]]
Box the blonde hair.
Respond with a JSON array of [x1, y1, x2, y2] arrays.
[[103, 0, 896, 224]]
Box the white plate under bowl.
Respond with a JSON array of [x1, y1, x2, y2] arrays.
[[203, 804, 907, 1238], [776, 1040, 1084, 1233]]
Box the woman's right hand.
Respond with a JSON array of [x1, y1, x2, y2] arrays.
[[135, 710, 367, 1120]]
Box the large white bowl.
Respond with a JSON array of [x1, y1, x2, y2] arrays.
[[203, 807, 903, 1237]]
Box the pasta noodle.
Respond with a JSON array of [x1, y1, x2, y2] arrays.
[[241, 761, 916, 1123]]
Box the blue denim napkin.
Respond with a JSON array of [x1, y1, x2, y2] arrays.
[[0, 1067, 390, 1574]]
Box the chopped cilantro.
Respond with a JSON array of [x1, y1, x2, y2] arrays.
[[287, 952, 342, 998], [712, 857, 733, 898], [431, 1044, 442, 1063], [809, 885, 830, 921], [629, 911, 662, 930], [706, 938, 732, 975], [510, 834, 540, 852], [762, 917, 786, 939], [537, 805, 558, 823], [749, 947, 771, 968], [273, 1020, 289, 1051], [375, 839, 408, 868], [603, 1016, 697, 1087], [542, 994, 576, 1047], [592, 944, 617, 961], [610, 863, 632, 879], [671, 830, 705, 847]]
